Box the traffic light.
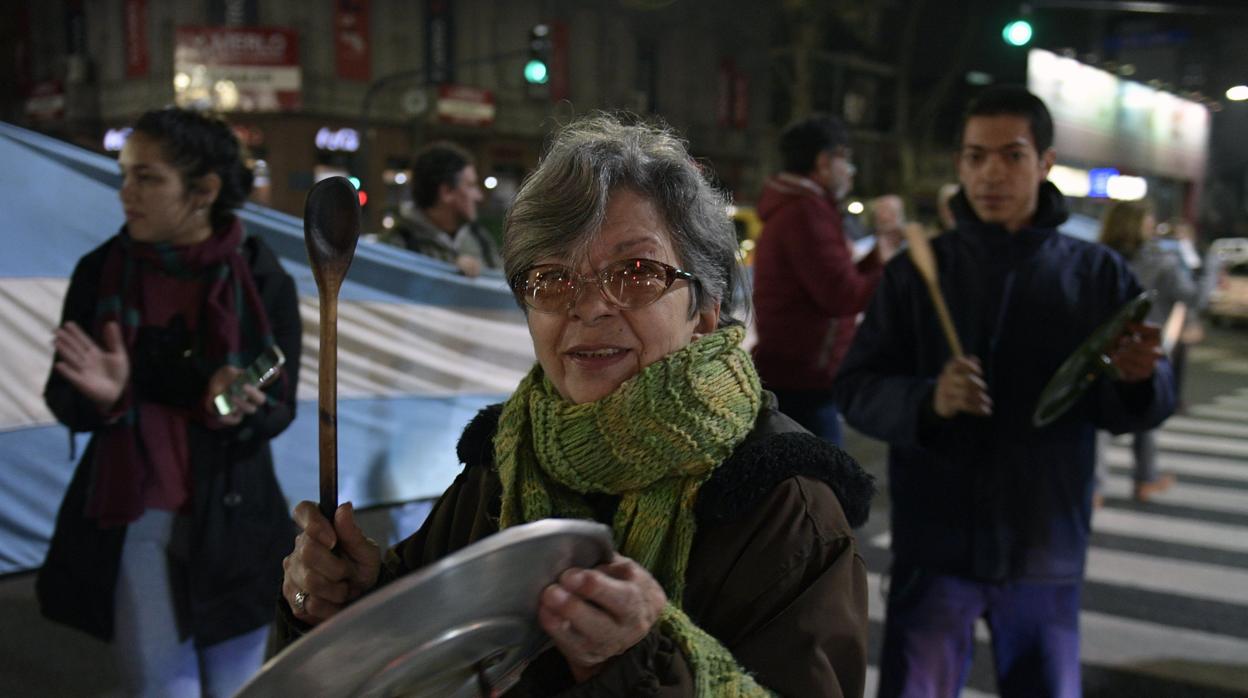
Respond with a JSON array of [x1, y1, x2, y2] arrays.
[[346, 176, 367, 207], [1002, 18, 1033, 47], [525, 24, 551, 85]]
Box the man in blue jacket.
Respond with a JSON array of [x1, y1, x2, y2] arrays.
[[833, 86, 1174, 697]]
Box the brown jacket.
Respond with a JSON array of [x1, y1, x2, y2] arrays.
[[281, 397, 873, 696]]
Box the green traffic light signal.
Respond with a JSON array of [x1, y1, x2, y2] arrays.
[[524, 58, 549, 85], [525, 23, 551, 86], [1003, 19, 1033, 47]]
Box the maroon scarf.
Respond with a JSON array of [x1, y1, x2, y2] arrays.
[[86, 217, 276, 526]]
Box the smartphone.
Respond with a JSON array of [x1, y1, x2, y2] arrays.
[[213, 345, 286, 417]]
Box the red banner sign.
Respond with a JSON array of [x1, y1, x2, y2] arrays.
[[335, 0, 370, 81], [124, 0, 148, 77], [436, 85, 495, 127], [174, 26, 301, 112]]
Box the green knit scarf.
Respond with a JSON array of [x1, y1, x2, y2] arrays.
[[495, 325, 772, 696]]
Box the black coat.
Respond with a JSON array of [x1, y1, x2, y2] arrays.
[[37, 231, 301, 647]]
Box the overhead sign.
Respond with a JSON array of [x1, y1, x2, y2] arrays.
[[425, 0, 454, 85], [334, 0, 370, 81], [174, 26, 302, 112], [1048, 164, 1148, 202], [436, 85, 495, 127], [1087, 168, 1118, 198], [1028, 48, 1209, 182], [123, 0, 148, 78]]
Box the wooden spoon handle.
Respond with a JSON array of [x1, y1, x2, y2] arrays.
[[924, 277, 964, 359], [318, 290, 339, 521], [903, 226, 964, 360]]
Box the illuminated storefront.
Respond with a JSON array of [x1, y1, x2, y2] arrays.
[[1029, 48, 1211, 223]]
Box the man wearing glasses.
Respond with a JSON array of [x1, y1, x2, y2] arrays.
[[752, 114, 886, 445], [833, 86, 1173, 697]]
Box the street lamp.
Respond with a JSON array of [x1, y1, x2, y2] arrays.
[[1226, 85, 1248, 102]]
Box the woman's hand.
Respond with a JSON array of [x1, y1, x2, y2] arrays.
[[538, 554, 668, 683], [204, 365, 266, 427], [53, 321, 129, 412], [282, 501, 382, 626]]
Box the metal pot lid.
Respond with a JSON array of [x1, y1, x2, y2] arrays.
[[236, 519, 614, 698], [1032, 290, 1154, 429]]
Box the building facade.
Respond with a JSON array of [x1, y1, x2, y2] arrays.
[[10, 0, 777, 230]]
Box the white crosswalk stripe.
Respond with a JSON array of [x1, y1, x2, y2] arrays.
[[1149, 430, 1248, 459], [1159, 415, 1248, 439], [1098, 471, 1248, 514], [1090, 507, 1248, 554], [1101, 446, 1248, 482], [1189, 403, 1248, 421], [861, 387, 1248, 696]]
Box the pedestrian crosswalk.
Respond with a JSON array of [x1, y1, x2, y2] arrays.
[[858, 384, 1248, 697]]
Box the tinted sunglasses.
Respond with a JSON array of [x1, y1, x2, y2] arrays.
[[510, 258, 698, 314]]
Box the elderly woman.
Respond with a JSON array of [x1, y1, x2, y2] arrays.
[[280, 115, 872, 696]]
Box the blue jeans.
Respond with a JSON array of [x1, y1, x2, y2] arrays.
[[878, 566, 1081, 698], [114, 509, 268, 698], [769, 388, 843, 445]]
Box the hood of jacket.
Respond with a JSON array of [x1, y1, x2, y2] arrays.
[[950, 180, 1069, 232], [757, 173, 835, 222]]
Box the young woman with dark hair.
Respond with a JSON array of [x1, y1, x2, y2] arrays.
[[37, 107, 302, 697]]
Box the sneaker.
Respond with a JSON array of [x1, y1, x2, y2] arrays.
[[1133, 473, 1176, 503], [1092, 492, 1105, 510]]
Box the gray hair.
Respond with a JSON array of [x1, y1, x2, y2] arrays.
[[502, 113, 746, 326]]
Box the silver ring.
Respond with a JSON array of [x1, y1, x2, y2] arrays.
[[293, 590, 308, 613]]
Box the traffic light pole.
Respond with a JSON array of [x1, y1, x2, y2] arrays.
[[356, 48, 532, 197]]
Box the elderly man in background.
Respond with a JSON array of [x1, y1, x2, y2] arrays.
[[751, 114, 885, 445], [869, 194, 907, 261]]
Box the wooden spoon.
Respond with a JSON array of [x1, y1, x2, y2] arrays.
[[303, 176, 361, 521], [902, 225, 964, 359]]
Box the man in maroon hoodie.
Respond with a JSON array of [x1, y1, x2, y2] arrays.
[[752, 114, 885, 444]]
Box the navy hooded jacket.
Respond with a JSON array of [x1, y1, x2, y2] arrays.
[[833, 182, 1175, 582]]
